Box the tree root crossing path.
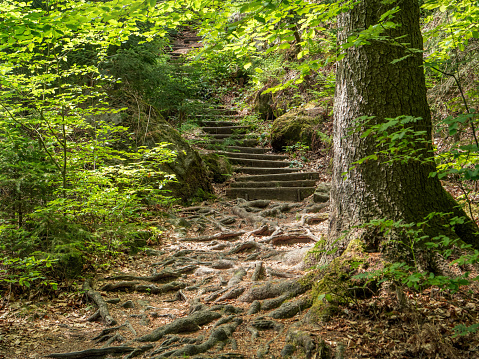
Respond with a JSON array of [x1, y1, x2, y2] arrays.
[[7, 197, 332, 359]]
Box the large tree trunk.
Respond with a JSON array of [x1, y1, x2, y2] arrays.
[[324, 0, 478, 266]]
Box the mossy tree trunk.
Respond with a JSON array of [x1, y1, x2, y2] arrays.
[[323, 0, 478, 267]]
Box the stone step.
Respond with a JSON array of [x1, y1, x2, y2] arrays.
[[219, 151, 288, 161], [195, 114, 243, 119], [200, 121, 238, 127], [193, 139, 259, 147], [199, 109, 238, 116], [206, 133, 247, 140], [226, 187, 315, 201], [225, 146, 271, 154], [235, 167, 300, 175], [235, 172, 320, 182], [216, 109, 239, 116], [228, 157, 291, 168], [182, 36, 202, 42], [230, 180, 317, 188], [171, 48, 191, 54], [202, 126, 249, 135]]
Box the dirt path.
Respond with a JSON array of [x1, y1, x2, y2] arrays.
[[4, 191, 479, 359], [1, 197, 330, 359]]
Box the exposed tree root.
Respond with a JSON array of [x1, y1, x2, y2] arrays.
[[248, 225, 274, 236], [202, 215, 230, 232], [251, 261, 265, 281], [232, 205, 274, 226], [284, 329, 317, 359], [299, 213, 329, 225], [268, 296, 312, 319], [152, 318, 243, 358], [228, 241, 261, 254], [247, 325, 259, 341], [266, 267, 297, 279], [103, 333, 125, 346], [136, 310, 222, 342], [86, 310, 101, 322], [261, 293, 291, 311], [239, 199, 271, 209], [179, 231, 246, 242], [205, 288, 229, 302], [227, 268, 247, 286], [100, 281, 186, 294], [215, 286, 246, 302], [82, 280, 117, 326], [179, 206, 215, 215], [259, 228, 319, 244], [46, 346, 135, 358], [106, 265, 196, 282], [91, 324, 125, 341], [259, 203, 301, 217], [124, 344, 154, 359], [211, 259, 235, 269], [251, 318, 283, 331], [99, 281, 140, 292], [239, 279, 310, 302], [255, 320, 285, 358]]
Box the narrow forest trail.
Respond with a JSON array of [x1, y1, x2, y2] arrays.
[[172, 28, 324, 203], [5, 98, 335, 357], [2, 195, 332, 359]]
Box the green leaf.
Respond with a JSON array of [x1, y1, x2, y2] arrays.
[[254, 16, 266, 24], [279, 43, 290, 50], [297, 49, 309, 59], [391, 55, 411, 64]]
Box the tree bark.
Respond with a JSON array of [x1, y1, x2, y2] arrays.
[[325, 0, 478, 266]]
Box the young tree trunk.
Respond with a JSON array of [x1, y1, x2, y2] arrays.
[[324, 0, 478, 266]]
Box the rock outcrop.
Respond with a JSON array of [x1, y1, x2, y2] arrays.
[[145, 118, 213, 200], [270, 102, 326, 152]]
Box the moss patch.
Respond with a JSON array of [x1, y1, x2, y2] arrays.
[[310, 237, 373, 323], [144, 118, 213, 200], [270, 102, 325, 151], [201, 153, 233, 183]]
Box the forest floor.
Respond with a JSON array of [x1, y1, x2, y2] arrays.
[[2, 183, 479, 358]]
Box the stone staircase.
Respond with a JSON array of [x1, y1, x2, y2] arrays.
[[167, 30, 320, 202], [170, 34, 202, 59], [196, 115, 320, 202]]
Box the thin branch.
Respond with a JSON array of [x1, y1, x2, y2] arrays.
[[429, 65, 479, 149], [0, 102, 63, 175]]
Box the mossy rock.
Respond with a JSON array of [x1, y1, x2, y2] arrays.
[[253, 86, 275, 120], [270, 102, 325, 152], [201, 153, 233, 183], [142, 118, 214, 201]]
